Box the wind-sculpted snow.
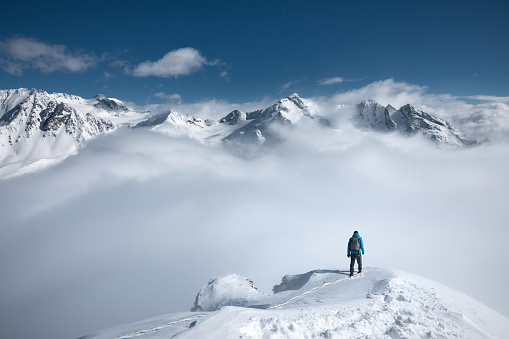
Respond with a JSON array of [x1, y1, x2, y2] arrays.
[[79, 268, 509, 339], [191, 274, 264, 312]]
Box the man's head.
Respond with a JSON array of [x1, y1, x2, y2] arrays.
[[353, 231, 359, 235]]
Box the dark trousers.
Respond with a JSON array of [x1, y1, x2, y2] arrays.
[[350, 253, 362, 274]]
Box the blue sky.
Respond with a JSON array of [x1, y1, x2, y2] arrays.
[[0, 0, 507, 105]]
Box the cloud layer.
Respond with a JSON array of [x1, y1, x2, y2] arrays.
[[1, 80, 509, 339], [0, 38, 222, 82], [317, 77, 345, 85], [0, 37, 97, 75], [1, 106, 509, 339]]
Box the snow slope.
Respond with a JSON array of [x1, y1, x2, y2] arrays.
[[78, 268, 509, 339], [0, 89, 129, 178]]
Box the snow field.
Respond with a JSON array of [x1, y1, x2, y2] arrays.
[[236, 277, 473, 338], [83, 268, 509, 339]]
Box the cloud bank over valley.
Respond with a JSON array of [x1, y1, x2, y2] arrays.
[[1, 80, 508, 339]]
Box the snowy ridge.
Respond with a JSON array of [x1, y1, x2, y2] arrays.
[[0, 88, 119, 178], [221, 93, 331, 146], [78, 268, 509, 339], [353, 99, 480, 146], [0, 89, 482, 178]]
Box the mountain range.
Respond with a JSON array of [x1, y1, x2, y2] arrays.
[[0, 88, 481, 178]]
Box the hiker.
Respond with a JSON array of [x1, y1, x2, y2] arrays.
[[347, 231, 364, 277]]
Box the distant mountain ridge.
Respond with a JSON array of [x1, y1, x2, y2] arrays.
[[353, 99, 480, 146], [221, 93, 331, 145], [0, 88, 481, 178]]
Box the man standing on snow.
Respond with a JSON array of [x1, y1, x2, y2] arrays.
[[347, 231, 364, 277]]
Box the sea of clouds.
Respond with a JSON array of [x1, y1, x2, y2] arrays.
[[1, 80, 508, 339]]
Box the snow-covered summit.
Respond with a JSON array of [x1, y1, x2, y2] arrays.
[[92, 94, 131, 112], [353, 99, 481, 146], [219, 109, 247, 125], [79, 268, 509, 339], [222, 93, 331, 145], [0, 89, 123, 178], [354, 99, 397, 131]]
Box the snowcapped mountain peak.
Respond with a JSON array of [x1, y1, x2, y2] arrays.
[[219, 109, 247, 125], [221, 94, 330, 146], [165, 111, 215, 128], [92, 94, 131, 112], [0, 89, 118, 178], [353, 99, 480, 146], [93, 94, 107, 100], [284, 93, 308, 110], [134, 111, 171, 128], [357, 98, 378, 107], [28, 88, 49, 97], [51, 91, 82, 101], [354, 99, 395, 131], [277, 93, 308, 113]]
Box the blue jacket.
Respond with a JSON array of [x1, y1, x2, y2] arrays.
[[347, 233, 364, 255]]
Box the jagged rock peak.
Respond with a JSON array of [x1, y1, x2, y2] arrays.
[[93, 94, 125, 110], [219, 109, 247, 125], [29, 88, 48, 96], [353, 100, 480, 147], [354, 99, 395, 131], [134, 111, 171, 128], [281, 93, 308, 110], [93, 94, 107, 100], [357, 99, 378, 107]]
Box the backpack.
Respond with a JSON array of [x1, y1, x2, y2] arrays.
[[349, 237, 360, 251]]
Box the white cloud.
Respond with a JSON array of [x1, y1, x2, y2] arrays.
[[154, 92, 182, 104], [465, 95, 509, 103], [102, 71, 114, 82], [131, 47, 208, 78], [317, 77, 345, 85], [1, 125, 509, 339], [0, 37, 97, 75], [219, 70, 229, 80], [145, 78, 509, 140], [308, 79, 509, 140], [2, 79, 509, 339], [279, 81, 298, 94]]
